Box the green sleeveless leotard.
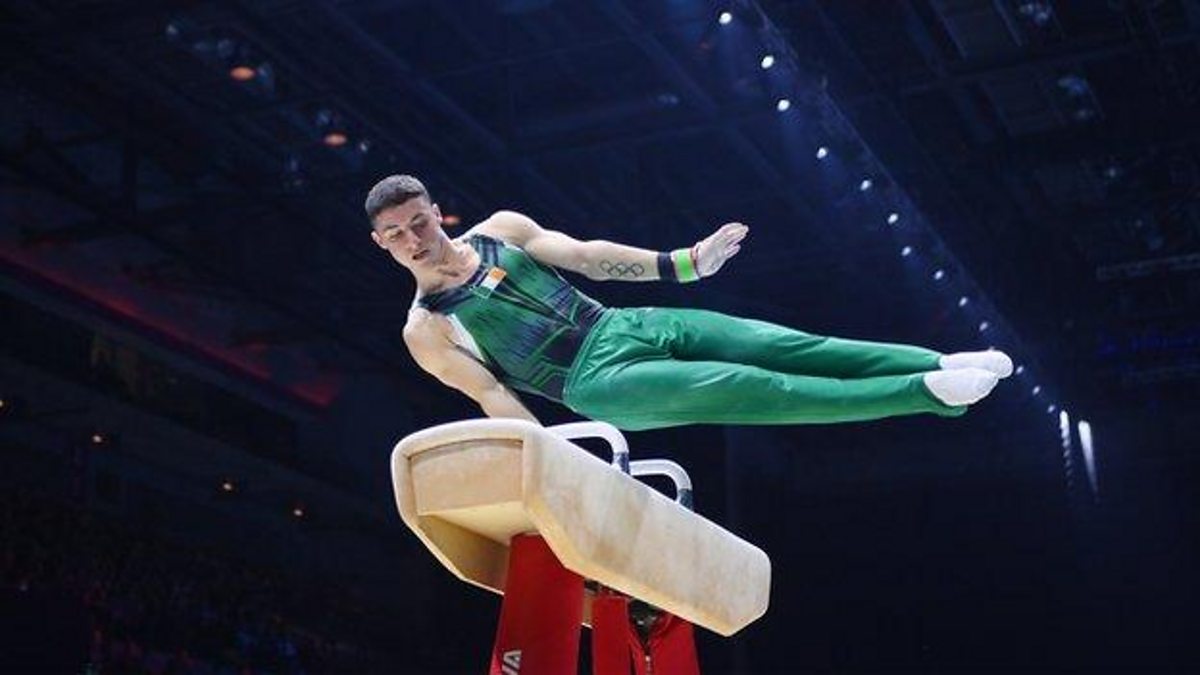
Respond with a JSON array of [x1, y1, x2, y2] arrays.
[[416, 232, 605, 400]]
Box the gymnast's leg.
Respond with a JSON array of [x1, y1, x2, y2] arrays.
[[566, 355, 967, 432], [633, 307, 1011, 379], [632, 307, 941, 378], [631, 307, 1005, 407], [563, 308, 1002, 430]]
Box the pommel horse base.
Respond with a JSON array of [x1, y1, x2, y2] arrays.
[[391, 418, 771, 673]]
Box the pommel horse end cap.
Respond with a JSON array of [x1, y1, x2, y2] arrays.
[[390, 418, 771, 637]]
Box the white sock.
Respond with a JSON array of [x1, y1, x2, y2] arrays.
[[938, 350, 1013, 378], [923, 368, 1000, 406]]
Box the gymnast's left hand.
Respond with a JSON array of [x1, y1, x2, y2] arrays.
[[695, 222, 749, 278]]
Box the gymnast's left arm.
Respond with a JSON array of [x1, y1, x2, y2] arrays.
[[481, 210, 749, 283]]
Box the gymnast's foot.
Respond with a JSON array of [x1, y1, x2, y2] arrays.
[[924, 368, 1000, 406], [939, 350, 1014, 378]]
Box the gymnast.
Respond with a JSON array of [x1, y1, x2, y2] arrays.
[[366, 175, 1011, 431]]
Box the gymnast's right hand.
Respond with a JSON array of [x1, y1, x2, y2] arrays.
[[694, 222, 749, 278]]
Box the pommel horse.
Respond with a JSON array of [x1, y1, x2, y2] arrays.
[[391, 419, 771, 674]]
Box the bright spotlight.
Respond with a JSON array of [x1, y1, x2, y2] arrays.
[[1078, 420, 1099, 498], [859, 178, 872, 191], [760, 55, 775, 69], [979, 320, 990, 332], [901, 246, 913, 257], [1015, 365, 1025, 375], [816, 146, 829, 159], [776, 98, 791, 112], [933, 269, 945, 281], [1047, 404, 1057, 414], [958, 296, 969, 307], [718, 11, 733, 25], [887, 212, 900, 225], [1032, 385, 1042, 395]]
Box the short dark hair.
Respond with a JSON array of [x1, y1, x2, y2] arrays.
[[364, 174, 431, 222]]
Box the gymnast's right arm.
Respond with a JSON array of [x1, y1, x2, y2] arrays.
[[403, 310, 540, 424]]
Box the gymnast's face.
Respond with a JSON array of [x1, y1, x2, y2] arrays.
[[370, 197, 448, 270]]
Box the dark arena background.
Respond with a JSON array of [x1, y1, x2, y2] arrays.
[[2, 1, 1198, 673]]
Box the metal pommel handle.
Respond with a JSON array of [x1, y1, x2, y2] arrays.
[[631, 459, 695, 511], [547, 421, 630, 472], [547, 423, 693, 509]]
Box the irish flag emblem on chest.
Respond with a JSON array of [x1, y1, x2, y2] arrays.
[[479, 266, 507, 294]]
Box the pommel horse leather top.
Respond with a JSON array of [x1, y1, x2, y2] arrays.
[[390, 418, 771, 636]]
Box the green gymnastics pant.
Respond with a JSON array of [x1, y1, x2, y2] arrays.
[[561, 307, 965, 431]]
